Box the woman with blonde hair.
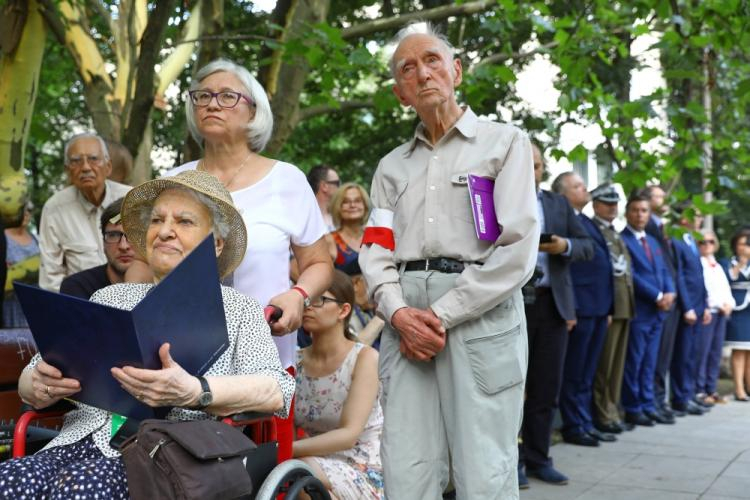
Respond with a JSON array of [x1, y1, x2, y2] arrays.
[[328, 183, 370, 275]]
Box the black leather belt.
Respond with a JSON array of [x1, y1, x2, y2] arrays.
[[404, 257, 465, 274]]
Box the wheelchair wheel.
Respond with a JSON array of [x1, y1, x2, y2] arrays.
[[254, 459, 331, 500]]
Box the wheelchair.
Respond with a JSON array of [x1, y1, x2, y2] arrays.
[[8, 306, 331, 500]]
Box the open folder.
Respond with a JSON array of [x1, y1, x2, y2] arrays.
[[15, 235, 228, 420]]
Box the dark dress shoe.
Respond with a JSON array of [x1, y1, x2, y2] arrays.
[[526, 465, 569, 485], [562, 432, 600, 447], [588, 428, 617, 442], [672, 401, 704, 415], [621, 421, 636, 431], [624, 412, 655, 426], [660, 405, 675, 418], [518, 466, 529, 490], [594, 421, 623, 434], [644, 410, 675, 424]]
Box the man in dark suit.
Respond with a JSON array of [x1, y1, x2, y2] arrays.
[[620, 194, 676, 426], [519, 147, 593, 488], [553, 173, 615, 447], [670, 204, 712, 415], [644, 185, 680, 420]]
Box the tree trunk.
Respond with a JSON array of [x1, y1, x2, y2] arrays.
[[0, 0, 46, 224], [265, 0, 331, 155]]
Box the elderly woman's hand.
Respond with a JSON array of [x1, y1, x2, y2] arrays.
[[28, 359, 81, 407], [111, 343, 201, 408], [268, 289, 305, 336]]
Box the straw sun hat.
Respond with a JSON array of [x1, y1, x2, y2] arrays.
[[121, 170, 247, 279]]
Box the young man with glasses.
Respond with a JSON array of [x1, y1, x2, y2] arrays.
[[39, 133, 131, 291], [60, 198, 135, 299]]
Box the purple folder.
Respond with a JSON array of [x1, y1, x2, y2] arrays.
[[468, 174, 502, 241]]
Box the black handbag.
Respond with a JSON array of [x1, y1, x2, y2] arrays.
[[121, 419, 255, 500]]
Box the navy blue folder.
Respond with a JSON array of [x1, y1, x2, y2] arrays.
[[15, 236, 228, 419]]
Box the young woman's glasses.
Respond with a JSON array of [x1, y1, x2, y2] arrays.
[[309, 296, 345, 308], [188, 90, 255, 109]]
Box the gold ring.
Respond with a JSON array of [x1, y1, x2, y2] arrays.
[[45, 385, 52, 397], [137, 393, 144, 400]]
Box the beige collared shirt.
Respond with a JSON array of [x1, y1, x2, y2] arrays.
[[39, 180, 131, 291], [359, 107, 539, 329]]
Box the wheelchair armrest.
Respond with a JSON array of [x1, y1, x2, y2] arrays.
[[13, 400, 76, 458], [19, 399, 76, 415], [225, 411, 275, 424]]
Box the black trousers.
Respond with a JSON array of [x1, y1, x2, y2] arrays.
[[653, 306, 680, 408], [520, 290, 569, 469]]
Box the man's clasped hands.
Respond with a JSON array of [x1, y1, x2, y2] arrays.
[[391, 307, 446, 361]]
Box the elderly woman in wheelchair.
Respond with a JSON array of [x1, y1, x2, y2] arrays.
[[0, 171, 295, 499]]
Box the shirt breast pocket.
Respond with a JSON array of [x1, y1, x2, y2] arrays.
[[449, 173, 474, 223], [63, 243, 101, 271]]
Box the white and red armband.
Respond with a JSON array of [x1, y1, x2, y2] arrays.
[[362, 208, 395, 251]]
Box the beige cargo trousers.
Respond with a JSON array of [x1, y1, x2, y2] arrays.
[[379, 270, 528, 499]]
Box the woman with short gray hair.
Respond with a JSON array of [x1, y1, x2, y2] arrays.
[[167, 59, 332, 373]]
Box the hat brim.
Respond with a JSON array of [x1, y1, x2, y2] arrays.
[[121, 175, 247, 279]]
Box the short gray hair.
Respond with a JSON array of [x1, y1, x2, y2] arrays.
[[389, 21, 455, 79], [140, 186, 230, 242], [552, 172, 576, 194], [64, 133, 110, 165], [186, 59, 273, 153]]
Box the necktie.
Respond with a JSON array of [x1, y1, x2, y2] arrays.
[[641, 236, 654, 264]]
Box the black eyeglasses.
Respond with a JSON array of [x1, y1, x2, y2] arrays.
[[325, 180, 341, 187], [104, 230, 128, 244], [188, 90, 255, 109], [699, 239, 716, 245], [309, 296, 345, 308]]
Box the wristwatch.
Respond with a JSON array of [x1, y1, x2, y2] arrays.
[[195, 376, 213, 409], [291, 285, 311, 308]]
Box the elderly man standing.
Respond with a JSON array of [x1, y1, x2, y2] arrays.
[[359, 23, 538, 499], [39, 133, 131, 291]]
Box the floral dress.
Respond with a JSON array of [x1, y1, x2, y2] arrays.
[[295, 343, 384, 499]]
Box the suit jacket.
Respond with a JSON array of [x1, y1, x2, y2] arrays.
[[539, 191, 593, 320], [621, 227, 675, 322], [672, 235, 708, 316], [570, 214, 613, 317], [594, 218, 635, 319], [646, 215, 677, 282]]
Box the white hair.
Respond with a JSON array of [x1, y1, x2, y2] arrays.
[[64, 133, 110, 165], [186, 59, 273, 153], [389, 21, 456, 79]]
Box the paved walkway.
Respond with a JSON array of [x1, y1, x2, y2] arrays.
[[521, 401, 750, 499]]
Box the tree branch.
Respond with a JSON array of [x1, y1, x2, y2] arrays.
[[298, 100, 374, 120], [340, 0, 496, 40], [122, 0, 175, 156], [37, 0, 66, 45], [472, 40, 559, 70]]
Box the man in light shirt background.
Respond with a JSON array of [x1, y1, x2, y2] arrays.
[[38, 133, 131, 291]]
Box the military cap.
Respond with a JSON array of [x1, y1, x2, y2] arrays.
[[590, 184, 620, 204]]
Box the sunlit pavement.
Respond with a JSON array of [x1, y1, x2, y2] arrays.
[[521, 399, 750, 500]]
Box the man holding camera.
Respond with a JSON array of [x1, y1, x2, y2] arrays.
[[519, 146, 593, 488]]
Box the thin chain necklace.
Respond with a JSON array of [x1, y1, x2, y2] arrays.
[[198, 151, 253, 190]]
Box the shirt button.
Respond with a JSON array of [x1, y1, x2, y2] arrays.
[[429, 185, 436, 191], [433, 156, 438, 160], [427, 217, 434, 223]]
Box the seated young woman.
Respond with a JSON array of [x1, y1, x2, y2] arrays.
[[0, 170, 294, 499], [293, 270, 383, 500]]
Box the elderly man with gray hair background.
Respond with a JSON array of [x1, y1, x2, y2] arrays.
[[359, 22, 538, 499], [39, 133, 131, 291]]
